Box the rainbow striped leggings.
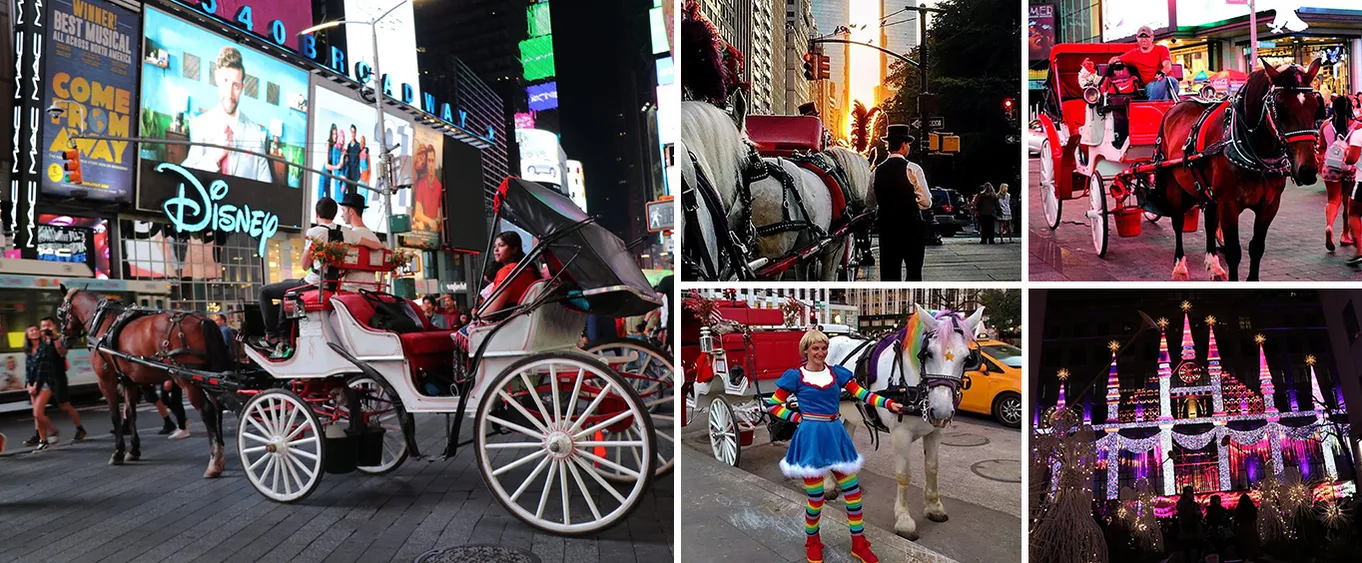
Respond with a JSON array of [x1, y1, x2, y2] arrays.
[[801, 471, 865, 537]]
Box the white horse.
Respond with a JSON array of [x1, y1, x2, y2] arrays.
[[680, 100, 873, 280], [825, 304, 985, 541]]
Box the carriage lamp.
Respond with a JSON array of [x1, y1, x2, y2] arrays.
[[1083, 86, 1102, 105], [700, 326, 716, 354]]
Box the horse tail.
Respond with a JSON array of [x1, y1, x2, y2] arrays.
[[197, 317, 232, 373]]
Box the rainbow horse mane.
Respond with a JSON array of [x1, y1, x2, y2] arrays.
[[902, 309, 977, 361]]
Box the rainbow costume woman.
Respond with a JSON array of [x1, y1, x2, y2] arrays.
[[766, 330, 902, 563]]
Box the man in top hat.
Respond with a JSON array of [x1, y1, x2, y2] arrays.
[[1110, 25, 1173, 101], [872, 124, 933, 281], [336, 192, 384, 291]]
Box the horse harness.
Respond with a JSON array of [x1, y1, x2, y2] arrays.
[[681, 149, 755, 281], [1164, 81, 1324, 202], [60, 296, 214, 384]]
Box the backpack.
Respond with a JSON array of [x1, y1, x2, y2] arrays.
[[1324, 122, 1358, 172], [361, 291, 424, 333]]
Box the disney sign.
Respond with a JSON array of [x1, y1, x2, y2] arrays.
[[158, 163, 280, 255]]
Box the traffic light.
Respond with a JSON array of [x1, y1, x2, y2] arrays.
[[1003, 97, 1016, 120], [817, 55, 831, 81], [803, 53, 816, 81], [61, 148, 82, 184]]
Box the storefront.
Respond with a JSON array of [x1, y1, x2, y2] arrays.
[[1257, 37, 1351, 97]]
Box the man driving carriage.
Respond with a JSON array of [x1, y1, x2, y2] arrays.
[[1109, 26, 1174, 101]]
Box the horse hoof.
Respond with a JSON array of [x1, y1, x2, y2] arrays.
[[204, 469, 222, 479], [896, 528, 920, 541], [927, 512, 949, 523], [128, 454, 140, 462]]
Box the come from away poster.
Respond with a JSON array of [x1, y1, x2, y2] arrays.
[[41, 0, 140, 201]]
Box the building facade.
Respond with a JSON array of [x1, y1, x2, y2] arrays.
[[810, 0, 850, 137], [785, 0, 815, 115], [846, 288, 973, 332]]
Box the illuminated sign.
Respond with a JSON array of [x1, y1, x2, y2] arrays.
[[520, 35, 556, 82], [1101, 0, 1169, 41], [175, 0, 314, 54], [565, 160, 587, 212], [158, 163, 280, 255], [650, 6, 668, 55], [36, 225, 91, 264], [514, 113, 536, 129], [527, 82, 559, 112], [515, 129, 563, 185], [528, 2, 552, 37], [344, 0, 421, 103], [656, 57, 674, 86], [646, 198, 674, 232], [1177, 0, 1356, 31]]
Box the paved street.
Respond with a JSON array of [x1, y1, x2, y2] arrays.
[[682, 395, 1020, 563], [853, 234, 1022, 281], [1029, 157, 1362, 281], [0, 403, 672, 563]]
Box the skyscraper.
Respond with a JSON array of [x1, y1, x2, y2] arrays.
[[809, 0, 849, 137], [785, 0, 816, 115]]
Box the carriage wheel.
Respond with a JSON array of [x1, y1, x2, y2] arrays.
[[585, 339, 675, 478], [1040, 140, 1062, 230], [475, 352, 657, 536], [237, 389, 325, 503], [1088, 171, 1110, 257], [708, 396, 740, 467], [347, 376, 410, 475], [682, 380, 696, 428]]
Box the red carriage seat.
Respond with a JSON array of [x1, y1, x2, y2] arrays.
[[1128, 101, 1177, 146], [1061, 99, 1089, 133], [746, 115, 824, 158], [330, 292, 458, 376]]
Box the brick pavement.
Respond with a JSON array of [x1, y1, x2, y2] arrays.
[[853, 235, 1022, 281], [1029, 157, 1362, 281], [0, 407, 672, 563]]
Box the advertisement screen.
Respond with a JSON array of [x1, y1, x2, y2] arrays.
[[308, 83, 415, 234], [444, 140, 486, 253], [1029, 5, 1055, 62], [521, 35, 556, 82], [344, 0, 421, 103], [1101, 0, 1169, 41], [178, 0, 314, 53], [515, 129, 563, 185], [41, 0, 140, 201], [37, 214, 110, 278], [528, 82, 559, 112], [1177, 0, 1355, 29], [528, 2, 552, 37], [137, 7, 308, 231], [409, 126, 445, 242]]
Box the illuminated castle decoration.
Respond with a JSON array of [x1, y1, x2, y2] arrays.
[[1041, 302, 1351, 500]]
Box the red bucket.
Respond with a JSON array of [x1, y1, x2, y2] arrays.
[[1182, 207, 1200, 233], [1114, 208, 1142, 237]]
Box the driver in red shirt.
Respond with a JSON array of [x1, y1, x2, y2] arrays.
[[1110, 26, 1174, 100]]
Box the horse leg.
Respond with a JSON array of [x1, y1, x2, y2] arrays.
[[923, 429, 948, 522], [125, 385, 141, 461], [1204, 203, 1228, 281], [1221, 206, 1244, 282], [98, 374, 125, 465], [1170, 189, 1190, 280], [1247, 201, 1280, 281], [188, 385, 224, 478], [890, 425, 919, 541]]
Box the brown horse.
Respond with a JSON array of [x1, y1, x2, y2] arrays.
[[1155, 59, 1324, 281], [57, 286, 232, 476]]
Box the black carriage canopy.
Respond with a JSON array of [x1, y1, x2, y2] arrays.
[[493, 177, 662, 317]]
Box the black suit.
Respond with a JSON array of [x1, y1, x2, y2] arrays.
[[872, 155, 927, 281]]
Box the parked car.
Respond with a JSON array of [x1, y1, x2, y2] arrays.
[[929, 188, 970, 237], [959, 339, 1022, 428], [1027, 120, 1045, 157]]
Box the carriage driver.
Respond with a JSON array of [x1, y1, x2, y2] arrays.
[[1110, 26, 1174, 101], [254, 197, 346, 356], [872, 124, 932, 281]]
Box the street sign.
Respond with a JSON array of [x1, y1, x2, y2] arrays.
[[646, 197, 674, 233], [927, 117, 945, 130]]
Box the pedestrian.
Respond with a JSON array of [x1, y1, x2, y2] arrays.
[[24, 320, 86, 451], [996, 183, 1013, 243], [1320, 95, 1361, 252], [975, 183, 998, 244], [1176, 486, 1204, 563], [871, 124, 932, 281], [439, 294, 461, 328], [211, 313, 237, 363], [768, 329, 905, 563], [1205, 494, 1230, 554], [421, 296, 448, 329], [1233, 492, 1261, 560]]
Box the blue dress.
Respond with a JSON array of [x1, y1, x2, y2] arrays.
[[776, 366, 863, 478]]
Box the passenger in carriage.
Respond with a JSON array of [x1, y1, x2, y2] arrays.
[[1109, 26, 1173, 101], [254, 197, 346, 356], [335, 192, 384, 291], [450, 232, 540, 365]]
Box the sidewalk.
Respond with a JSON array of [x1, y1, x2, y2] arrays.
[[853, 236, 1021, 281], [680, 445, 958, 563]]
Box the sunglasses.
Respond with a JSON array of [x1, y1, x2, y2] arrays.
[[1137, 34, 1152, 38]]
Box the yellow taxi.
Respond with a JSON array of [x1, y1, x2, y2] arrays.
[[960, 339, 1021, 428]]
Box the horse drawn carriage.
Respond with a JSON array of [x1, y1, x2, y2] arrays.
[[1037, 42, 1327, 279], [58, 178, 673, 535], [681, 108, 875, 281]]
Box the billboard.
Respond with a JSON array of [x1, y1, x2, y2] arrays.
[[528, 2, 552, 37], [1029, 5, 1055, 62], [344, 0, 421, 103], [1101, 0, 1169, 41], [1177, 0, 1356, 30], [521, 35, 556, 82], [177, 0, 314, 54], [409, 126, 445, 242], [37, 214, 111, 279], [515, 129, 564, 186], [444, 139, 487, 253], [137, 7, 309, 232], [308, 83, 415, 234], [528, 82, 559, 112], [41, 0, 140, 201]]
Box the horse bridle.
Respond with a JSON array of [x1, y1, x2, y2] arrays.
[[880, 323, 979, 426], [1259, 84, 1323, 147]]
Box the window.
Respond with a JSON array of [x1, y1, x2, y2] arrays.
[[120, 220, 273, 314]]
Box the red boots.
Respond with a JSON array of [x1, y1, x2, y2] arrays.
[[850, 536, 879, 563], [805, 536, 824, 563]]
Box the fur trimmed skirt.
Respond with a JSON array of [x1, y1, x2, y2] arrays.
[[778, 419, 864, 478]]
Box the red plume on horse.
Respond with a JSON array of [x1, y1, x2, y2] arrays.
[[1154, 58, 1325, 281], [57, 285, 234, 476]]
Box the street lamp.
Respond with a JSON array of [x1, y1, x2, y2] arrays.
[[300, 0, 411, 251]]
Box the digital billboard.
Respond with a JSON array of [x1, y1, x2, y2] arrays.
[[409, 126, 445, 244], [344, 0, 421, 103], [528, 2, 552, 37], [1029, 5, 1055, 62], [528, 82, 559, 112], [37, 214, 110, 279], [1177, 0, 1354, 30], [521, 35, 557, 82], [308, 83, 415, 234], [177, 0, 314, 54], [41, 0, 140, 201], [137, 7, 309, 232], [515, 129, 564, 186], [1101, 0, 1169, 41]]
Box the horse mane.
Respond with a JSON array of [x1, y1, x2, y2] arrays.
[[680, 1, 728, 103], [680, 101, 750, 215]]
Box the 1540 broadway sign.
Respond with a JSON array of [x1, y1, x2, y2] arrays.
[[159, 163, 279, 255]]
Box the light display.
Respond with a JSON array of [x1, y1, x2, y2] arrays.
[[520, 35, 556, 82], [528, 1, 552, 38], [1043, 302, 1351, 501]]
